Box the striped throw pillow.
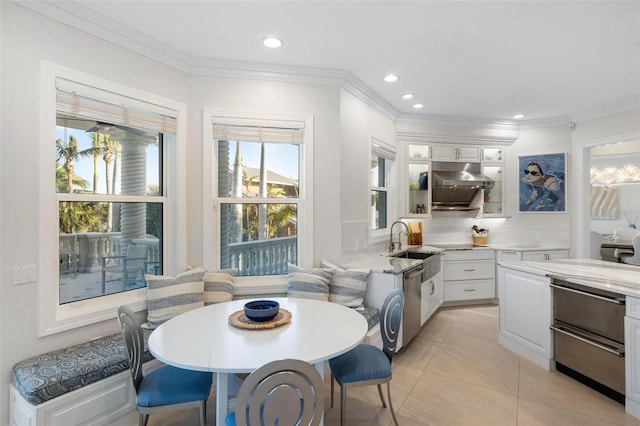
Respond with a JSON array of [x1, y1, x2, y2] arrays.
[[321, 259, 370, 308], [287, 264, 332, 301], [204, 269, 236, 305], [144, 267, 205, 329]]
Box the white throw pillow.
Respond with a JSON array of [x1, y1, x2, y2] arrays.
[[321, 259, 370, 308], [144, 267, 205, 329], [204, 269, 236, 305]]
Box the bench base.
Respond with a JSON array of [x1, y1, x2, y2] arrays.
[[10, 360, 161, 426]]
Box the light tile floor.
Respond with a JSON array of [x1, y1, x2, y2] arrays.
[[149, 304, 640, 425]]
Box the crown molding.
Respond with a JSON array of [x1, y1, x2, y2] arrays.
[[15, 0, 639, 131], [571, 95, 640, 123], [517, 115, 572, 130]]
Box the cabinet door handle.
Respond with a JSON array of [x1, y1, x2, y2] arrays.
[[455, 148, 460, 159], [463, 268, 476, 272], [464, 288, 476, 292], [430, 280, 435, 295], [481, 149, 485, 160]]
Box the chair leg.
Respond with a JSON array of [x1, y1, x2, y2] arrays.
[[387, 382, 399, 426], [377, 383, 387, 408], [138, 412, 147, 426], [340, 385, 347, 426], [199, 400, 207, 426], [330, 373, 335, 408]]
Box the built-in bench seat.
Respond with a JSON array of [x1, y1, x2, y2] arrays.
[[356, 306, 381, 331], [12, 330, 153, 406], [10, 330, 157, 426]]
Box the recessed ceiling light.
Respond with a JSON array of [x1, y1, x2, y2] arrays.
[[402, 93, 414, 100], [262, 37, 283, 48], [513, 114, 525, 119], [384, 74, 399, 83], [413, 103, 424, 109]]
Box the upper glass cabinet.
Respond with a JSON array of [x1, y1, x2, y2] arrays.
[[481, 147, 504, 162], [408, 143, 430, 159]]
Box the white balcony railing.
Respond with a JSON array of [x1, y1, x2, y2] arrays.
[[228, 236, 297, 276]]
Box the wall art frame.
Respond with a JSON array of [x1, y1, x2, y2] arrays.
[[518, 152, 567, 213]]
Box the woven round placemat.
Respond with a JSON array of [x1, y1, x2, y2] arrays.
[[228, 308, 292, 330]]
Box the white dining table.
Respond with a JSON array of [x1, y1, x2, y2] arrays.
[[148, 297, 369, 426]]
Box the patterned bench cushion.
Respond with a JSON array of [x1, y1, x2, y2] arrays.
[[12, 330, 153, 405], [356, 306, 380, 330]]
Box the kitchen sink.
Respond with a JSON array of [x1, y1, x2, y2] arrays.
[[391, 250, 435, 259]]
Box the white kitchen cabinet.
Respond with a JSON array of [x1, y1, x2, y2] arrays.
[[626, 296, 640, 417], [442, 249, 495, 302], [421, 270, 443, 325], [522, 250, 568, 261], [481, 147, 504, 162], [431, 144, 480, 162], [481, 147, 505, 217], [482, 164, 504, 217], [497, 265, 553, 369], [495, 250, 522, 263], [406, 142, 431, 216]]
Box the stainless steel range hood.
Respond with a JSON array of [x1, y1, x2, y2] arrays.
[[431, 161, 494, 211]]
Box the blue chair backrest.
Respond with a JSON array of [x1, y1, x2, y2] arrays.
[[380, 289, 404, 362]]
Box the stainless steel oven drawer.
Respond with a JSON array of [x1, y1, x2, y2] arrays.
[[552, 321, 625, 395], [552, 280, 625, 343]]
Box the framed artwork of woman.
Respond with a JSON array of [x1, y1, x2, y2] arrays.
[[518, 152, 567, 213]]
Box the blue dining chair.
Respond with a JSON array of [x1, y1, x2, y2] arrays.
[[117, 305, 213, 426], [329, 288, 405, 426], [225, 358, 325, 426]]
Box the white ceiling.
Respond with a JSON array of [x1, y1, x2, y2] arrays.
[[17, 1, 640, 123]]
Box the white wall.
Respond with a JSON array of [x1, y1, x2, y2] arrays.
[[186, 75, 343, 267], [0, 3, 191, 419], [338, 89, 397, 262], [0, 4, 373, 421]]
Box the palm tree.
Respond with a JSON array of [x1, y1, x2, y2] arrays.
[[267, 204, 297, 238], [55, 135, 97, 193]]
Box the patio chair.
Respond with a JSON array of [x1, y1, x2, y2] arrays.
[[329, 288, 404, 426], [59, 234, 78, 278], [117, 305, 213, 426], [225, 358, 324, 426], [101, 243, 148, 293]]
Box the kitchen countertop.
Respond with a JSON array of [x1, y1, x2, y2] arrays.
[[343, 243, 571, 275], [342, 254, 424, 274], [498, 258, 640, 296]]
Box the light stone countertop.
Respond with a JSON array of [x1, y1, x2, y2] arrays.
[[343, 244, 571, 275], [498, 258, 640, 296]]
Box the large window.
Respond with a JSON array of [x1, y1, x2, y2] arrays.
[[370, 139, 396, 232], [206, 114, 312, 277], [39, 63, 186, 335]]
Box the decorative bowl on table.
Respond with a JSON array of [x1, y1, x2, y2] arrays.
[[243, 300, 280, 322]]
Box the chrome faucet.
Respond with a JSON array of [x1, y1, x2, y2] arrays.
[[389, 220, 410, 253]]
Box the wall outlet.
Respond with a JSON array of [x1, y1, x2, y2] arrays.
[[13, 265, 37, 285], [535, 232, 543, 240]]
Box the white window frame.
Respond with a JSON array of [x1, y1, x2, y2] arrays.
[[202, 109, 314, 289], [370, 137, 397, 243], [38, 62, 187, 336]]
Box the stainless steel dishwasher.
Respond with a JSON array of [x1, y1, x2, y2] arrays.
[[402, 252, 441, 346], [550, 279, 626, 403], [402, 264, 424, 346]]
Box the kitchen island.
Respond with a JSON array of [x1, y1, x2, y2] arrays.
[[497, 259, 640, 419]]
